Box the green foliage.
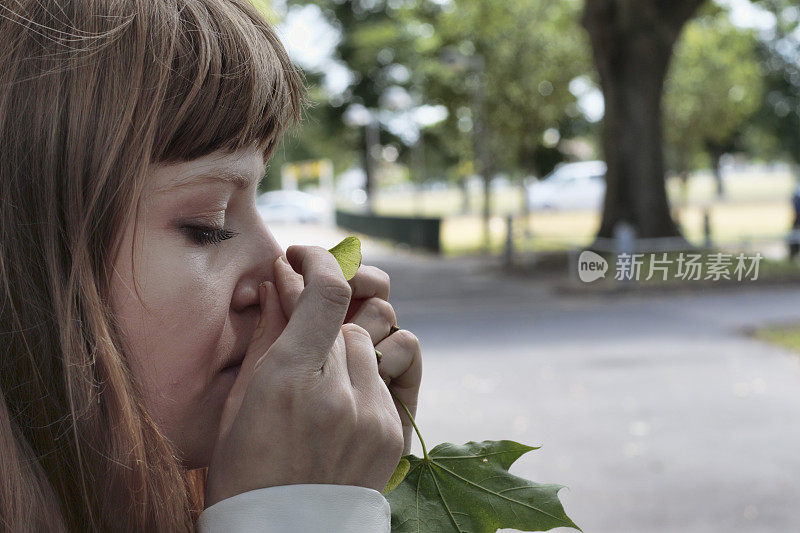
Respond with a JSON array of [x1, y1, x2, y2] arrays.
[[663, 10, 764, 171], [280, 0, 432, 187], [264, 77, 361, 192], [387, 441, 580, 533], [420, 0, 592, 179], [740, 0, 800, 164], [285, 0, 592, 187]]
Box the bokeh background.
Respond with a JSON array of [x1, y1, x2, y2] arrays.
[[252, 1, 800, 531]]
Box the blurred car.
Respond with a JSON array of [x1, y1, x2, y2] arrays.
[[256, 190, 331, 223], [527, 160, 607, 211]]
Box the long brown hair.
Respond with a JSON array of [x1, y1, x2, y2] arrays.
[[0, 0, 303, 530]]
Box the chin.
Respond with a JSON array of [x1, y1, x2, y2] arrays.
[[178, 367, 243, 470]]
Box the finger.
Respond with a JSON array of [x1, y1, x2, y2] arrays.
[[220, 281, 287, 442], [347, 297, 397, 346], [347, 265, 390, 301], [374, 329, 422, 391], [251, 281, 288, 371], [341, 323, 383, 399], [344, 299, 365, 324], [375, 330, 422, 455], [320, 328, 350, 385], [390, 382, 418, 457], [343, 264, 391, 323], [255, 282, 289, 356], [278, 245, 353, 368], [274, 254, 304, 320]]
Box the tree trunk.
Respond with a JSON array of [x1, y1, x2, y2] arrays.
[[482, 169, 492, 252], [583, 0, 705, 241], [363, 119, 380, 214], [411, 134, 426, 217], [519, 175, 532, 237], [706, 141, 726, 197], [459, 176, 470, 214]]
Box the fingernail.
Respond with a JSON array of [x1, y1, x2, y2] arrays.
[[259, 281, 271, 305]]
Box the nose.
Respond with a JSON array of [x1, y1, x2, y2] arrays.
[[251, 215, 284, 282], [231, 211, 285, 312]]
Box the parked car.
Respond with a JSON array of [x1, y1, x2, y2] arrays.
[[256, 190, 331, 223], [527, 160, 607, 211]]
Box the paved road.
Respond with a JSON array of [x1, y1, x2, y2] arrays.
[[271, 222, 800, 533]]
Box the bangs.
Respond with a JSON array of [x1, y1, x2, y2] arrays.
[[151, 0, 304, 166]]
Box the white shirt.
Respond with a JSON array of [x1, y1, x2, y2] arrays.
[[196, 484, 391, 532]]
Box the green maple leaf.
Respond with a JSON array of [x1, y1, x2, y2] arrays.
[[327, 236, 362, 281], [386, 440, 580, 533]]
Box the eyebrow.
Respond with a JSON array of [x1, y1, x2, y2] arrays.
[[153, 166, 265, 195]]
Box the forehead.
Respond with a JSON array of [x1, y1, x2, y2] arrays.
[[147, 147, 266, 197]]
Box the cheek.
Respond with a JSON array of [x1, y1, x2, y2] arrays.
[[110, 241, 230, 428]]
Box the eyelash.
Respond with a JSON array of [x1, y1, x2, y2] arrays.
[[183, 225, 239, 246]]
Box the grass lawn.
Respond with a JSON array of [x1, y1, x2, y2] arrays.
[[438, 201, 793, 256], [753, 322, 800, 354], [351, 169, 799, 256]]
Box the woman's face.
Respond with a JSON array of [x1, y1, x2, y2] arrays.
[[109, 145, 283, 469]]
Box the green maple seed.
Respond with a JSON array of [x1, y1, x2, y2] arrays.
[[383, 457, 410, 495], [327, 236, 362, 281]]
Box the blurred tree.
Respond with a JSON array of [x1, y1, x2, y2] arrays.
[[741, 0, 800, 172], [263, 73, 361, 194], [583, 0, 706, 240], [436, 0, 590, 173], [419, 0, 591, 242], [286, 0, 430, 211], [246, 0, 358, 194], [663, 8, 764, 196], [287, 0, 591, 247]]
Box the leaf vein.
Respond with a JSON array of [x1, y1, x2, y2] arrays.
[[429, 463, 468, 533], [434, 449, 529, 461], [430, 462, 571, 525]]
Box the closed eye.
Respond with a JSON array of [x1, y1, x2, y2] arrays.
[[183, 225, 239, 246]]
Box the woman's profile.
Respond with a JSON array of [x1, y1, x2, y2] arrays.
[[0, 0, 422, 531]]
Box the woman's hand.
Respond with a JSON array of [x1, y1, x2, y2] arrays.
[[205, 246, 404, 508], [275, 254, 422, 456]]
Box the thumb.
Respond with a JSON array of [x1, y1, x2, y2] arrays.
[[218, 281, 287, 443]]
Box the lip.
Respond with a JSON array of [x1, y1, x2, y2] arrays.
[[220, 351, 246, 374], [220, 363, 241, 378]]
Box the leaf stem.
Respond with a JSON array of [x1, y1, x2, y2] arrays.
[[387, 383, 428, 460]]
